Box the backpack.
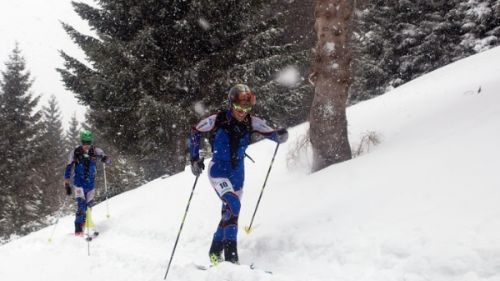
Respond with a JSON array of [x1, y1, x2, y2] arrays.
[[73, 145, 95, 178]]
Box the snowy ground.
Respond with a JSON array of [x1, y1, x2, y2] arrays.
[[1, 47, 500, 281]]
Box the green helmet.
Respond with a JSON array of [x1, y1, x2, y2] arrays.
[[80, 130, 93, 143]]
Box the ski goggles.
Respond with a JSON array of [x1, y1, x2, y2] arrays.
[[236, 91, 256, 105], [232, 103, 253, 113]]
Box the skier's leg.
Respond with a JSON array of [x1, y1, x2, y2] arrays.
[[85, 189, 96, 231], [208, 207, 224, 264], [207, 176, 233, 264], [208, 162, 243, 264], [222, 166, 244, 264], [208, 170, 238, 262], [74, 186, 86, 234], [221, 191, 241, 263]]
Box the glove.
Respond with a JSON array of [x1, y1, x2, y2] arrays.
[[190, 158, 205, 176], [64, 180, 71, 196], [101, 155, 111, 165], [276, 128, 289, 143]]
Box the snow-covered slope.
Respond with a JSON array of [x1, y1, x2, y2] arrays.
[[1, 47, 500, 281]]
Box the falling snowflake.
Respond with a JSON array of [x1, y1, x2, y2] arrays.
[[193, 101, 206, 116], [198, 18, 211, 30], [275, 66, 301, 87]]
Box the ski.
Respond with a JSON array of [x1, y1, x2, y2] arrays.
[[193, 262, 272, 274]]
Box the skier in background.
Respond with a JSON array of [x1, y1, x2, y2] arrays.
[[64, 130, 110, 236], [189, 84, 288, 265]]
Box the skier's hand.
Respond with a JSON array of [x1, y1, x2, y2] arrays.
[[64, 180, 72, 196], [276, 128, 289, 143], [190, 158, 205, 176], [101, 155, 111, 165]]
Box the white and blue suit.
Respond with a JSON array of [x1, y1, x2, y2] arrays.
[[64, 145, 109, 232], [189, 110, 283, 259]]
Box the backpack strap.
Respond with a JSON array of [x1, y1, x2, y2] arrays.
[[89, 145, 95, 159], [73, 146, 83, 163], [73, 145, 95, 162]]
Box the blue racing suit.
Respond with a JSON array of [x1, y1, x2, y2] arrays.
[[189, 110, 283, 256], [64, 145, 109, 232]]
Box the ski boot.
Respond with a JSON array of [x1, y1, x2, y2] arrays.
[[75, 222, 84, 236], [223, 240, 239, 264], [209, 240, 224, 266]]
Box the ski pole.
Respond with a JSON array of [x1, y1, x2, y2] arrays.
[[86, 209, 91, 256], [164, 175, 200, 280], [245, 153, 255, 163], [103, 164, 110, 218], [48, 199, 68, 243], [244, 143, 280, 234]]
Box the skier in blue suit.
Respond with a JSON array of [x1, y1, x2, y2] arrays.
[[189, 84, 288, 264], [64, 130, 110, 236]]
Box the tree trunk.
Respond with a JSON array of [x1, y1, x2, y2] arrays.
[[309, 0, 354, 172]]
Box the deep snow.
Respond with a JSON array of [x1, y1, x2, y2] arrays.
[[1, 47, 499, 281]]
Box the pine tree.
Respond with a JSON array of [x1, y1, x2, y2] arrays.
[[184, 0, 314, 128], [0, 62, 10, 240], [66, 112, 81, 148], [0, 45, 43, 237], [351, 0, 466, 102], [63, 113, 80, 215], [351, 0, 500, 103], [458, 0, 500, 52], [81, 115, 146, 203], [58, 0, 313, 180], [37, 96, 67, 216], [58, 0, 206, 179]]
